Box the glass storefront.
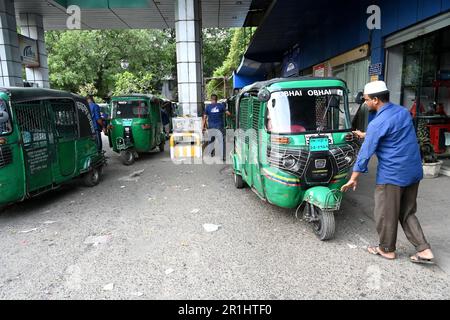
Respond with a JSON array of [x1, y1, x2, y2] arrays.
[[397, 26, 450, 117], [387, 25, 450, 154]]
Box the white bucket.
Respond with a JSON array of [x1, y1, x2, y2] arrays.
[[423, 161, 443, 179]]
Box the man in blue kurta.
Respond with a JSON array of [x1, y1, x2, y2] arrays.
[[87, 95, 104, 152], [342, 81, 435, 264]]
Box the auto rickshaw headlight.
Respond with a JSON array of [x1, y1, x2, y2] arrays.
[[282, 157, 297, 170], [258, 88, 271, 102]]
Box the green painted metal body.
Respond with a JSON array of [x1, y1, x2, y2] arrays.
[[109, 94, 165, 154], [232, 78, 356, 211], [225, 95, 237, 130], [0, 88, 105, 207]]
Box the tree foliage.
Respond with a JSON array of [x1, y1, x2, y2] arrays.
[[206, 28, 255, 99], [45, 28, 236, 100], [113, 71, 154, 96], [45, 29, 176, 99], [202, 28, 233, 78]]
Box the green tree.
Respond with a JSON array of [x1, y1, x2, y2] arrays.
[[206, 28, 255, 99], [45, 29, 176, 98], [113, 71, 154, 96], [45, 28, 236, 100], [202, 28, 233, 78]]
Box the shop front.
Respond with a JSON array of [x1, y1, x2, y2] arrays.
[[386, 13, 450, 155]]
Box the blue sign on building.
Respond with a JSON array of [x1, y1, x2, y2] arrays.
[[369, 63, 383, 76]]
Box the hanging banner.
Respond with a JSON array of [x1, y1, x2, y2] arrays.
[[282, 46, 300, 77], [18, 35, 40, 68]]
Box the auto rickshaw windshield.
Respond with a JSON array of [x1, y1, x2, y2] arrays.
[[112, 100, 149, 119], [266, 88, 350, 134], [0, 99, 12, 135]]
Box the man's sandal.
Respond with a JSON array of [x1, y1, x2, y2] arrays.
[[410, 254, 435, 265], [367, 246, 396, 260]]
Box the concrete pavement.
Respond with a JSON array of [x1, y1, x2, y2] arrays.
[[0, 138, 449, 299], [352, 158, 450, 275]]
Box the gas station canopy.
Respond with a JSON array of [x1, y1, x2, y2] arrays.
[[13, 0, 253, 29]]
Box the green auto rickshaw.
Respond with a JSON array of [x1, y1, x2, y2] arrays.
[[0, 88, 106, 209], [225, 95, 238, 130], [231, 77, 360, 240], [109, 94, 166, 165]]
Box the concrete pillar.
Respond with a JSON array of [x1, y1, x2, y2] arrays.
[[175, 0, 203, 116], [18, 13, 50, 88], [0, 0, 23, 87]]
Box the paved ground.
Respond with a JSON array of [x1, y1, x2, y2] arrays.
[[0, 137, 449, 300]]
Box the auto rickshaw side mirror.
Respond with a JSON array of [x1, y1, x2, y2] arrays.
[[355, 92, 364, 105], [257, 88, 271, 102]]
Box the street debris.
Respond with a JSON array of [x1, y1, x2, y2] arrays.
[[120, 186, 126, 189], [183, 188, 190, 192], [103, 283, 114, 291], [347, 244, 358, 249], [201, 184, 207, 188], [19, 228, 38, 234], [42, 221, 57, 225], [119, 169, 145, 182], [84, 235, 112, 246], [165, 268, 175, 275], [203, 224, 221, 233], [130, 291, 144, 297], [190, 209, 200, 214]]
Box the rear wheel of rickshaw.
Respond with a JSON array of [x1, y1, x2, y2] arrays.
[[312, 207, 335, 241], [159, 140, 165, 152], [120, 150, 135, 166], [234, 172, 245, 189], [83, 167, 101, 187]]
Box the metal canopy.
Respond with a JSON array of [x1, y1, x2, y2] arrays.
[[241, 0, 368, 63], [13, 0, 253, 30]]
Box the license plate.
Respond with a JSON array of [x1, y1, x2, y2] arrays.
[[309, 137, 329, 152], [122, 119, 133, 126]]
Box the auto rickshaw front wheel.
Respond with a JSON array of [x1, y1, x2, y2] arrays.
[[120, 150, 136, 166], [311, 207, 335, 241], [83, 167, 101, 187], [234, 172, 245, 189]]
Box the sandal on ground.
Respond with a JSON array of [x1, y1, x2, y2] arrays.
[[410, 254, 435, 265], [367, 246, 396, 260]]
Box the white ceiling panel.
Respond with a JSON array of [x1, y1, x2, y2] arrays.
[[12, 0, 252, 29]]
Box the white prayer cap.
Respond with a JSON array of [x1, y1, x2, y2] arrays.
[[364, 81, 389, 95]]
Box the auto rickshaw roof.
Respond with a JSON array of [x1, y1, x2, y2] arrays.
[[241, 77, 348, 93], [0, 87, 83, 103]]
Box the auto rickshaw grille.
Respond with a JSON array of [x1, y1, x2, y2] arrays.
[[0, 145, 12, 168], [267, 147, 309, 177], [238, 98, 250, 130], [329, 143, 359, 173]]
